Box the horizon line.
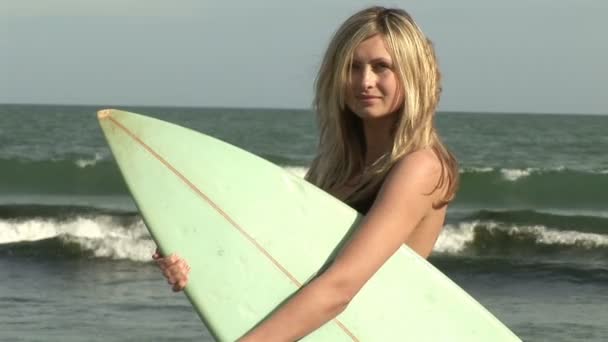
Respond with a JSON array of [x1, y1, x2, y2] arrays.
[[0, 102, 606, 117]]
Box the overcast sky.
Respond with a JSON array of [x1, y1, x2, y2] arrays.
[[1, 0, 606, 114]]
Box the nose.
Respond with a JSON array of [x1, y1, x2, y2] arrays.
[[360, 66, 375, 90]]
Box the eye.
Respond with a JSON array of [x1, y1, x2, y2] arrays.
[[350, 62, 362, 71], [373, 62, 392, 72]]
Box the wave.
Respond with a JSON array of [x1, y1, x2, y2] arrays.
[[2, 204, 607, 268], [3, 206, 606, 284], [282, 166, 308, 179], [456, 167, 608, 209], [462, 166, 570, 181], [258, 153, 309, 167], [4, 214, 607, 284], [74, 152, 105, 168], [2, 156, 606, 210], [461, 166, 607, 179], [3, 155, 607, 209], [462, 209, 608, 234], [0, 204, 137, 221], [0, 158, 127, 195], [0, 211, 154, 262], [434, 220, 608, 266], [0, 157, 309, 197]]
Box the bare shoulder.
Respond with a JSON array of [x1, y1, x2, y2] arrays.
[[386, 147, 443, 196], [369, 147, 445, 219], [395, 147, 441, 172]]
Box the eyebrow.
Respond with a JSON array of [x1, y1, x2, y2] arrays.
[[351, 57, 393, 65]]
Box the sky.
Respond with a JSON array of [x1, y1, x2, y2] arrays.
[[1, 0, 607, 114]]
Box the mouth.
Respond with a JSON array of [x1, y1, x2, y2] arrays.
[[356, 95, 381, 100], [356, 95, 381, 105]]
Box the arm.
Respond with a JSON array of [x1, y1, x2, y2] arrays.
[[239, 149, 444, 342]]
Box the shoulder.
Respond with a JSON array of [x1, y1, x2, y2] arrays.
[[385, 148, 443, 195], [395, 148, 441, 173], [367, 147, 444, 218]]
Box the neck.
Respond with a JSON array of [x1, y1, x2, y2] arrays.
[[361, 115, 396, 166]]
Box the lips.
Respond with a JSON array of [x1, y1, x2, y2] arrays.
[[356, 95, 381, 105], [357, 95, 381, 100]]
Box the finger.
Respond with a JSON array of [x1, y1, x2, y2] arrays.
[[165, 254, 181, 267], [165, 269, 186, 285], [163, 261, 190, 282], [162, 268, 175, 282], [164, 267, 181, 281], [156, 254, 181, 269], [167, 264, 189, 281], [173, 277, 188, 292], [172, 282, 181, 292], [167, 257, 190, 273], [152, 250, 161, 260], [166, 258, 188, 272]]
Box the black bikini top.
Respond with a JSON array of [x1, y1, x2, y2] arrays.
[[347, 190, 380, 215]]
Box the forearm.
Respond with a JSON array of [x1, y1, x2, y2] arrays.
[[239, 276, 351, 342]]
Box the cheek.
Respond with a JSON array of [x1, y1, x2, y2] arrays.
[[389, 76, 401, 97], [384, 76, 403, 107], [346, 73, 360, 96], [395, 85, 405, 103], [345, 86, 354, 107], [345, 80, 358, 104]]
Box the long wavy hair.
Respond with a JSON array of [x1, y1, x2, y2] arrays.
[[305, 6, 459, 208]]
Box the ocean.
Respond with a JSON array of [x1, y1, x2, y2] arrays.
[[1, 104, 607, 341]]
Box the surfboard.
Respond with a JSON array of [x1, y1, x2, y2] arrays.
[[98, 109, 520, 341]]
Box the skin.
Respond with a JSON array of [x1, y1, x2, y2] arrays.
[[155, 34, 448, 341], [345, 34, 404, 165]]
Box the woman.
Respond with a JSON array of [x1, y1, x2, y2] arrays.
[[154, 6, 458, 341]]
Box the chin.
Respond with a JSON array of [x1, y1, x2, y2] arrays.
[[352, 106, 395, 120]]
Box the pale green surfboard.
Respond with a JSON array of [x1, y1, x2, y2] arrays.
[[98, 109, 520, 342]]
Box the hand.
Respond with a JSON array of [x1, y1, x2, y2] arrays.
[[153, 248, 191, 292]]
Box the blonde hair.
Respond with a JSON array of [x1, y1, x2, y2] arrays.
[[305, 6, 459, 208]]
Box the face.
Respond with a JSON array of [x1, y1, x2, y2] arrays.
[[345, 35, 403, 120]]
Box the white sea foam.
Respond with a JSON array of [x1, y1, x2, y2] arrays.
[[433, 220, 608, 255], [75, 152, 104, 168], [461, 165, 603, 181], [282, 166, 308, 178], [500, 168, 533, 181], [433, 221, 485, 254], [4, 215, 607, 261], [536, 208, 608, 219], [506, 225, 608, 248], [0, 216, 155, 262], [0, 219, 59, 244], [461, 167, 494, 173]]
